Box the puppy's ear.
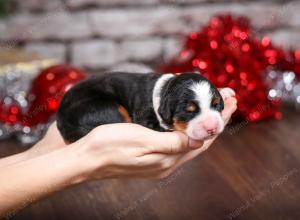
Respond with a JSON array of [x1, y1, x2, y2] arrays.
[[220, 93, 225, 111], [158, 80, 175, 125], [215, 88, 225, 111], [158, 95, 173, 125]]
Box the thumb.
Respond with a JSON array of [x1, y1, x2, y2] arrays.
[[147, 131, 203, 154]]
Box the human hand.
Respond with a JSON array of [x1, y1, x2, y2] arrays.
[[22, 92, 236, 181], [72, 122, 199, 180], [72, 96, 237, 180]]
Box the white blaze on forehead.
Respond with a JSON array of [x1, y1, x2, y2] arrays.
[[190, 81, 213, 110]]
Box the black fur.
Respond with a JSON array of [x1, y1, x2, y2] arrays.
[[56, 72, 223, 142]]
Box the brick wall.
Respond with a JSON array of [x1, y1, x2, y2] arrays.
[[0, 0, 300, 72]]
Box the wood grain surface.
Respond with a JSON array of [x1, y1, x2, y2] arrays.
[[1, 107, 299, 220]]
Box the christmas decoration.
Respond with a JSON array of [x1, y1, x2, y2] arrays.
[[0, 62, 87, 144], [161, 14, 300, 122], [25, 64, 87, 126], [265, 50, 300, 109]]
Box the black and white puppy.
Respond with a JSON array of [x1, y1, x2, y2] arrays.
[[57, 72, 235, 143]]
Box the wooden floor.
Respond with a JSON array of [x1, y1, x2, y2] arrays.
[[1, 107, 300, 220]]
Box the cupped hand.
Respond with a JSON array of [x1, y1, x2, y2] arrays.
[[73, 96, 237, 180], [73, 122, 194, 180]]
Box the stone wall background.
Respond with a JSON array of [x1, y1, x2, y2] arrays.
[[0, 0, 300, 72]]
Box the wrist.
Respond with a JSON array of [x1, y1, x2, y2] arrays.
[[56, 144, 92, 186], [67, 138, 109, 183]]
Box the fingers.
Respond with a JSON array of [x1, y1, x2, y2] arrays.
[[188, 138, 204, 149], [127, 153, 184, 179], [218, 87, 237, 123], [146, 131, 204, 154], [222, 97, 237, 123], [148, 131, 188, 154], [136, 153, 181, 169], [219, 87, 235, 99]]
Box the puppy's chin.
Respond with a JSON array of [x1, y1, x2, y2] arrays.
[[186, 130, 219, 141]]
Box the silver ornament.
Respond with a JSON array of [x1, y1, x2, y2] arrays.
[[266, 69, 300, 109], [0, 59, 57, 146]]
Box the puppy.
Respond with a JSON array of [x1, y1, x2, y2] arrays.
[[57, 72, 235, 143]]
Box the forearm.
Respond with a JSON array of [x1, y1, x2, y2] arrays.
[[0, 152, 28, 168], [0, 143, 93, 218], [0, 133, 67, 170], [0, 139, 52, 168]]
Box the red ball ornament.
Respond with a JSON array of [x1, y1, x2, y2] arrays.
[[24, 65, 87, 126]]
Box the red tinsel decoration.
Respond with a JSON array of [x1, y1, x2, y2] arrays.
[[161, 14, 298, 122]]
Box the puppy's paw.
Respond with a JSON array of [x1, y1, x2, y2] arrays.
[[220, 88, 235, 100]]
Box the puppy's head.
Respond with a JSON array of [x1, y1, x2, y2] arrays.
[[158, 73, 224, 140]]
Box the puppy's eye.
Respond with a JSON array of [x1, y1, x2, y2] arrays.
[[185, 101, 198, 113]]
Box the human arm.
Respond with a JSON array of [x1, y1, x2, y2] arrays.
[[0, 97, 237, 217], [0, 122, 66, 168]]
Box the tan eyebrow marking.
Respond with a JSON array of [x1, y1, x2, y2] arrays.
[[173, 118, 188, 131], [186, 102, 197, 112]]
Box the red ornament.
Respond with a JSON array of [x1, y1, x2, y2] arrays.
[[160, 14, 285, 122], [23, 65, 87, 126]]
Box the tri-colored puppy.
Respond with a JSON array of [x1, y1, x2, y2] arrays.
[[57, 72, 235, 143]]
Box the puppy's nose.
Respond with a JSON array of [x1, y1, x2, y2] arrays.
[[206, 128, 217, 135], [202, 118, 218, 135]]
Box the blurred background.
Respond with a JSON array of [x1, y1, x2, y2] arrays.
[[0, 0, 299, 70], [0, 0, 300, 220]]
